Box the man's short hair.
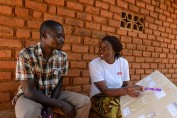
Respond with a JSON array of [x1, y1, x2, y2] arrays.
[[40, 20, 63, 37]]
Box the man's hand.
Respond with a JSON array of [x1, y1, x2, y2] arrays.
[[126, 85, 144, 98], [61, 101, 76, 118], [47, 107, 54, 118]]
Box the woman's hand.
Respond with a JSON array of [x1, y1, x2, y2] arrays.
[[125, 85, 144, 98]]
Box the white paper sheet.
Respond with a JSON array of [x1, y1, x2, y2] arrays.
[[154, 90, 166, 99], [123, 107, 131, 117], [167, 102, 177, 117]]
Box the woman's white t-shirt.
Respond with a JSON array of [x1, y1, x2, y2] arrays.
[[89, 57, 130, 97]]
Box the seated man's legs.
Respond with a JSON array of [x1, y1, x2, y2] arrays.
[[15, 95, 42, 118], [58, 91, 91, 118]]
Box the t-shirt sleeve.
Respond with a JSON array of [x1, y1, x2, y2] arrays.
[[122, 59, 130, 81], [16, 52, 34, 80], [89, 60, 104, 83]]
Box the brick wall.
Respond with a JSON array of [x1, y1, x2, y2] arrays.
[[0, 0, 176, 110]]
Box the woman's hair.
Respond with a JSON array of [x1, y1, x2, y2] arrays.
[[101, 35, 123, 59]]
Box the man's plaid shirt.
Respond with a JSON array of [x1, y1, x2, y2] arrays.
[[16, 43, 68, 96]]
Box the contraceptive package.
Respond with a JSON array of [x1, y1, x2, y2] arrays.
[[120, 70, 177, 118]]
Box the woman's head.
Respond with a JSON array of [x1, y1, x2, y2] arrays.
[[99, 35, 123, 63]]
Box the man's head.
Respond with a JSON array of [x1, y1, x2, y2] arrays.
[[40, 20, 65, 50]]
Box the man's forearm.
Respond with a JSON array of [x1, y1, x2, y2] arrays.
[[24, 88, 63, 108]]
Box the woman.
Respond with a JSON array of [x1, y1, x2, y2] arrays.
[[89, 35, 143, 118]]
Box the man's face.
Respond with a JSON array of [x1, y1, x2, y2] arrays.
[[42, 25, 65, 50]]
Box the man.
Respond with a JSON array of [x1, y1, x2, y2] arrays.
[[13, 20, 91, 118]]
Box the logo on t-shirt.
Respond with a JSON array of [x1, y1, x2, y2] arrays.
[[117, 72, 122, 75]]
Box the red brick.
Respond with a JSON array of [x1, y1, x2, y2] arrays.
[[131, 63, 141, 68], [121, 36, 132, 43], [0, 81, 19, 92], [83, 85, 90, 92], [171, 13, 176, 19], [72, 45, 89, 53], [44, 0, 64, 6], [143, 51, 151, 57], [0, 61, 16, 69], [92, 31, 106, 39], [155, 19, 162, 25], [146, 46, 154, 52], [162, 48, 169, 53], [0, 5, 12, 15], [170, 24, 176, 29], [102, 25, 115, 33], [32, 31, 40, 40], [85, 6, 100, 15], [44, 13, 63, 23], [117, 30, 127, 35], [25, 0, 47, 12], [65, 18, 83, 27], [0, 50, 11, 58], [168, 6, 174, 12], [124, 0, 135, 4], [84, 37, 99, 46], [101, 10, 113, 18], [126, 44, 136, 49], [161, 33, 168, 38], [149, 23, 157, 30], [136, 1, 145, 8], [164, 11, 170, 17], [16, 29, 30, 38], [78, 0, 93, 5], [0, 71, 11, 80], [132, 38, 142, 44], [65, 35, 81, 44], [128, 31, 138, 37], [15, 7, 29, 18], [151, 64, 157, 68], [67, 1, 83, 11], [74, 28, 91, 36], [155, 47, 162, 52], [158, 26, 165, 32], [33, 11, 42, 19], [163, 22, 170, 27], [117, 0, 128, 9], [67, 52, 82, 60], [96, 1, 109, 10], [85, 21, 101, 30], [64, 86, 82, 93], [152, 41, 160, 46], [122, 49, 133, 56], [67, 69, 80, 77], [0, 16, 24, 27], [0, 93, 10, 102], [146, 4, 154, 11], [143, 40, 151, 45], [62, 44, 71, 51], [27, 20, 42, 29], [129, 4, 139, 12], [109, 19, 119, 27], [152, 52, 159, 58], [133, 50, 142, 56], [140, 8, 149, 15], [62, 77, 69, 85], [70, 61, 87, 69], [48, 5, 56, 14], [155, 7, 163, 13], [63, 25, 74, 35], [166, 17, 173, 23], [159, 14, 166, 21], [110, 5, 121, 14], [0, 26, 13, 37], [93, 15, 107, 24], [160, 3, 167, 10], [146, 16, 154, 23], [141, 63, 150, 68], [136, 69, 144, 74], [57, 7, 75, 17], [83, 54, 97, 61], [148, 35, 155, 40], [153, 31, 160, 36], [73, 77, 89, 85], [138, 33, 147, 39], [0, 38, 22, 48], [0, 0, 22, 6], [103, 0, 115, 4], [77, 12, 92, 21]]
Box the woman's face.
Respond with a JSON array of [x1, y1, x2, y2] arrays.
[[99, 40, 115, 63]]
